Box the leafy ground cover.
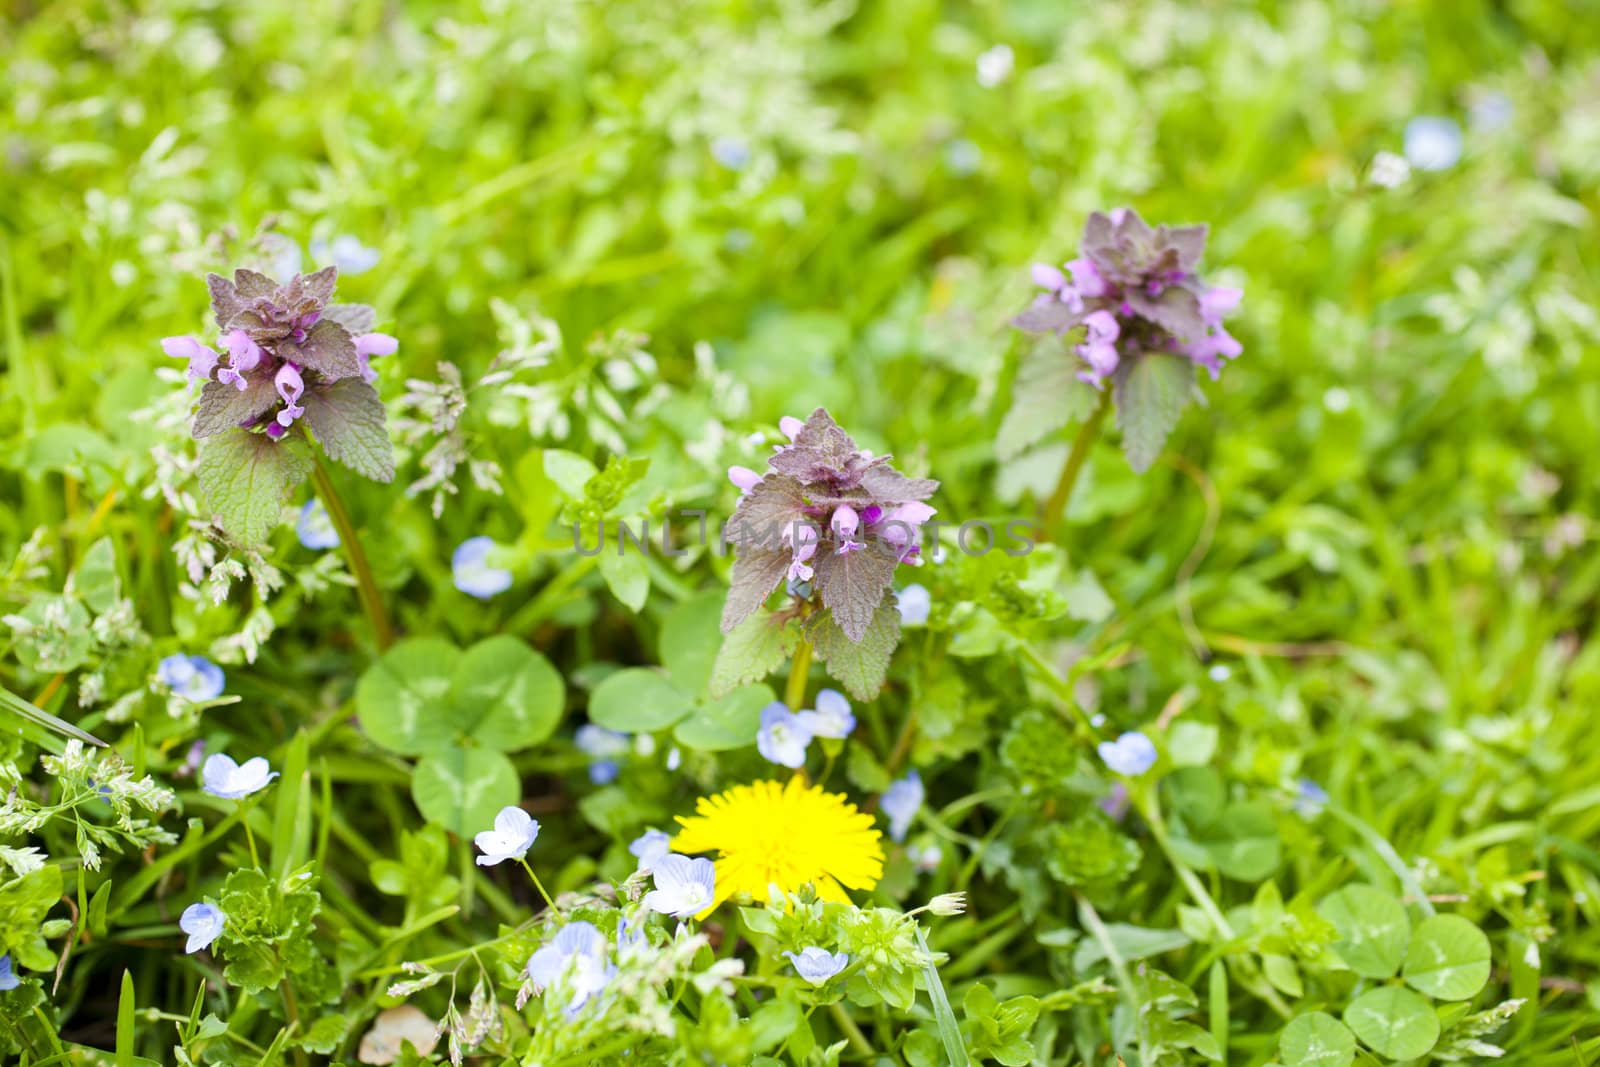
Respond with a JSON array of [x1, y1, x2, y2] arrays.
[[2, 0, 1599, 1063]]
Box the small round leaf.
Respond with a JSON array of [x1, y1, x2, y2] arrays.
[[1343, 986, 1440, 1061], [674, 685, 774, 751], [660, 590, 725, 695], [589, 668, 694, 732], [1402, 914, 1492, 1001], [1319, 885, 1410, 978], [356, 638, 461, 755], [454, 636, 566, 750], [412, 746, 519, 837], [1279, 1011, 1356, 1067]]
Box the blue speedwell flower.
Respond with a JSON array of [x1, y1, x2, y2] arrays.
[[797, 689, 855, 740], [179, 903, 225, 954], [158, 654, 225, 702], [525, 921, 613, 1017], [1404, 115, 1463, 172], [575, 724, 629, 784], [474, 806, 540, 867], [452, 536, 513, 599], [296, 499, 340, 549], [0, 953, 19, 990], [629, 829, 673, 872], [897, 583, 931, 626], [756, 702, 812, 768], [201, 754, 278, 799], [784, 947, 849, 985], [881, 770, 924, 843], [1097, 732, 1158, 777], [642, 854, 716, 919]]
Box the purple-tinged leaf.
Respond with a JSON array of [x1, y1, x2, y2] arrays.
[[281, 319, 361, 381], [856, 465, 938, 504], [1113, 352, 1194, 473], [813, 539, 899, 643], [997, 342, 1099, 460], [720, 550, 791, 634], [192, 377, 278, 439], [207, 273, 249, 330], [1012, 300, 1084, 334], [301, 378, 394, 482], [1162, 224, 1208, 271], [299, 265, 338, 308], [322, 303, 376, 334], [233, 269, 278, 299], [1124, 286, 1206, 341], [806, 591, 901, 700], [725, 474, 809, 552]]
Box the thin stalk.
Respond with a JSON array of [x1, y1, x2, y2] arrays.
[[519, 857, 562, 917], [827, 1001, 874, 1058], [1041, 391, 1111, 537], [310, 457, 394, 651], [786, 639, 813, 710]]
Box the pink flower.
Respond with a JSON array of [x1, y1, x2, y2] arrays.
[[1199, 286, 1242, 326], [161, 336, 219, 382], [832, 505, 866, 554], [353, 332, 398, 384], [274, 363, 306, 428], [728, 466, 763, 494], [1065, 257, 1108, 298], [1030, 263, 1068, 291], [779, 415, 805, 441], [788, 539, 817, 582], [216, 329, 263, 391], [1075, 310, 1122, 388]]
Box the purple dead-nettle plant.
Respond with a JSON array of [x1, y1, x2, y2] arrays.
[[716, 408, 938, 701], [164, 266, 397, 545], [1004, 208, 1243, 482]]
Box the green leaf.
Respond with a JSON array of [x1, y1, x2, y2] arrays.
[[1279, 1012, 1356, 1067], [412, 746, 520, 837], [0, 682, 104, 748], [589, 668, 694, 732], [196, 429, 311, 544], [357, 636, 564, 755], [674, 684, 774, 751], [813, 540, 899, 643], [75, 536, 119, 612], [296, 1013, 348, 1055], [709, 610, 797, 697], [1199, 801, 1281, 881], [807, 591, 902, 701], [660, 590, 724, 695], [996, 342, 1097, 460], [1403, 914, 1492, 1001], [301, 378, 394, 482], [1113, 351, 1193, 473], [598, 548, 650, 612], [544, 449, 599, 498], [1343, 986, 1440, 1060], [354, 637, 462, 755], [191, 378, 278, 439], [454, 636, 566, 750], [1318, 885, 1410, 979]]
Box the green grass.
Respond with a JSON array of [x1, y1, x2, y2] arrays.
[[2, 0, 1600, 1063]]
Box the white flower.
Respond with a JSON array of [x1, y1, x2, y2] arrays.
[[201, 754, 277, 799], [452, 537, 513, 599], [296, 500, 340, 550], [629, 829, 673, 872], [976, 44, 1014, 88], [474, 806, 540, 866], [756, 703, 812, 768], [179, 903, 224, 954], [642, 854, 716, 918], [784, 946, 849, 984], [897, 583, 932, 626], [525, 921, 613, 1016], [1368, 150, 1411, 189]]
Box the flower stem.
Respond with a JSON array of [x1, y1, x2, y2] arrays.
[[785, 639, 813, 710], [1041, 390, 1112, 537], [310, 456, 395, 651], [827, 1001, 874, 1057], [519, 857, 562, 917]]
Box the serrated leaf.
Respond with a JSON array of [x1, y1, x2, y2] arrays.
[[1113, 352, 1193, 473], [857, 465, 939, 502], [544, 450, 598, 498], [1279, 1012, 1356, 1067], [1343, 986, 1439, 1060], [301, 378, 394, 482], [725, 474, 809, 550], [299, 265, 339, 307], [814, 541, 899, 642], [196, 429, 310, 544], [281, 319, 360, 380], [1011, 300, 1082, 334], [807, 591, 901, 700], [720, 549, 790, 634], [321, 303, 376, 333], [191, 377, 279, 438], [207, 272, 248, 329], [997, 343, 1097, 460], [233, 268, 277, 298], [709, 610, 797, 696], [1403, 915, 1492, 1001]]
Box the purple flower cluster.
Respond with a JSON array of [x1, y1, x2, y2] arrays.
[[1016, 209, 1242, 388], [162, 266, 396, 441]]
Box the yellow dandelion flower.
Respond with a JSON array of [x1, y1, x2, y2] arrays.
[[671, 777, 884, 916]]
